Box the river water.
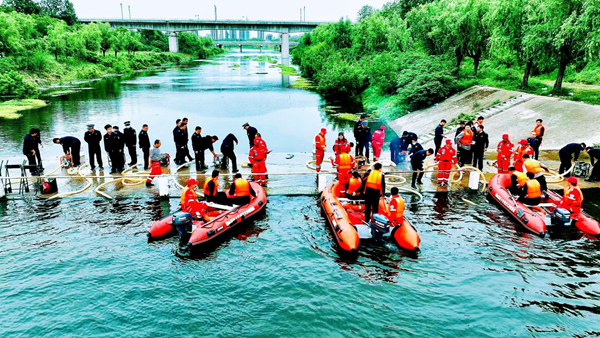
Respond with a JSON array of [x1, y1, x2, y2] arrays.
[[1, 51, 599, 337]]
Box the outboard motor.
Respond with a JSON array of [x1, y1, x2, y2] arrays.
[[552, 208, 572, 227], [369, 213, 390, 242], [172, 211, 193, 246], [159, 153, 171, 167]]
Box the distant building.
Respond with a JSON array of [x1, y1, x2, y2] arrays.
[[257, 31, 265, 40], [266, 34, 273, 41]]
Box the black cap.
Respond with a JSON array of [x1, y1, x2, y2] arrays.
[[29, 128, 37, 134], [113, 126, 119, 130], [104, 124, 112, 130], [242, 122, 249, 127], [360, 114, 366, 119], [124, 121, 131, 126]]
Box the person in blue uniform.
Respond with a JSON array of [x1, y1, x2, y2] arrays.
[[23, 129, 40, 174], [84, 124, 103, 170], [434, 119, 446, 154], [411, 148, 434, 188], [558, 142, 586, 174], [353, 114, 366, 157], [53, 136, 81, 166], [390, 136, 402, 165], [585, 147, 600, 182], [123, 121, 137, 166], [138, 124, 150, 170], [220, 133, 239, 172], [243, 122, 258, 148]]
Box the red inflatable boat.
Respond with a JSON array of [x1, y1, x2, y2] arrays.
[[148, 182, 268, 250], [320, 182, 420, 253], [488, 174, 600, 237]]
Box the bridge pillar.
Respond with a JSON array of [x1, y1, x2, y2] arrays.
[[281, 33, 290, 66], [168, 32, 179, 53], [239, 44, 242, 53]]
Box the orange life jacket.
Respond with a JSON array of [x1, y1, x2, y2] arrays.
[[534, 124, 544, 137], [233, 178, 250, 197], [347, 177, 362, 195], [389, 195, 405, 224], [365, 169, 383, 192], [525, 179, 542, 198], [181, 186, 198, 207], [315, 133, 326, 151], [524, 158, 543, 174], [514, 172, 528, 187], [203, 177, 219, 197], [337, 153, 353, 172], [461, 129, 474, 145]]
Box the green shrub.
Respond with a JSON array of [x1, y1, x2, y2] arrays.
[[0, 71, 38, 98], [396, 56, 456, 110], [315, 55, 366, 98]]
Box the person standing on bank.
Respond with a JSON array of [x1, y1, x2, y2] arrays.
[[138, 124, 150, 170], [53, 136, 81, 167], [112, 126, 126, 170], [191, 127, 204, 171], [243, 122, 258, 148], [353, 114, 366, 157], [558, 142, 586, 175], [358, 121, 372, 161], [411, 148, 434, 188], [532, 119, 545, 160], [104, 125, 123, 173], [123, 121, 137, 166], [434, 119, 446, 155], [455, 121, 474, 166], [585, 147, 600, 182], [173, 119, 181, 161], [221, 133, 239, 172], [84, 124, 103, 170], [32, 128, 43, 170], [181, 119, 193, 162], [23, 129, 39, 174], [472, 125, 489, 170]]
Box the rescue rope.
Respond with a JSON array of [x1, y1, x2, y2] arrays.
[[543, 162, 576, 183], [49, 164, 92, 200], [306, 160, 333, 172]]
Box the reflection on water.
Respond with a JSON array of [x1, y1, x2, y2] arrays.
[[0, 51, 599, 337]]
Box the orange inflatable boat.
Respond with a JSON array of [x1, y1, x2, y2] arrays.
[[320, 182, 420, 253]]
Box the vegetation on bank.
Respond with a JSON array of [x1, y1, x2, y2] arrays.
[[0, 98, 46, 119], [0, 3, 222, 99], [292, 0, 600, 118]]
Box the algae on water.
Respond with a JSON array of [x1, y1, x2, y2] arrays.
[[0, 99, 47, 119]]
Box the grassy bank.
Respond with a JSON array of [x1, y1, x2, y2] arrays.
[[0, 99, 47, 119]]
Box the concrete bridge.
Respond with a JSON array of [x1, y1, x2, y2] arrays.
[[79, 19, 323, 65], [214, 40, 299, 52]]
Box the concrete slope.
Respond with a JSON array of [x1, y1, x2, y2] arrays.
[[388, 85, 600, 150]]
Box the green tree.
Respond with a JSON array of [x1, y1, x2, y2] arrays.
[[357, 5, 375, 22], [45, 22, 66, 60], [111, 27, 127, 57], [40, 0, 77, 25], [124, 31, 141, 55], [3, 0, 41, 15], [98, 22, 112, 57]]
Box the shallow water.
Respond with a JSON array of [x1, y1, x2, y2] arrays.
[[1, 51, 599, 337]]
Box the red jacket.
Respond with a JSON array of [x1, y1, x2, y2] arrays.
[[497, 140, 514, 158], [436, 146, 457, 163]]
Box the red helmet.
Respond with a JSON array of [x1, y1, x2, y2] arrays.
[[187, 178, 199, 186]]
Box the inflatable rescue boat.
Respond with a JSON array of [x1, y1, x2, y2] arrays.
[[488, 174, 600, 236], [148, 182, 267, 250], [320, 182, 420, 253]]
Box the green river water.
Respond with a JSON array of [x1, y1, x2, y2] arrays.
[[0, 51, 599, 337]]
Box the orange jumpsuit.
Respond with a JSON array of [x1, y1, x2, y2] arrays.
[[435, 145, 457, 184], [514, 145, 534, 172], [558, 185, 583, 216], [497, 140, 514, 173], [181, 186, 207, 216], [249, 145, 267, 185], [314, 133, 326, 172]]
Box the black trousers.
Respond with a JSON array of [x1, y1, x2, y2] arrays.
[[109, 151, 124, 172], [229, 195, 251, 206], [89, 147, 103, 168], [558, 152, 572, 174], [434, 138, 442, 155], [411, 160, 424, 186], [535, 175, 548, 192], [70, 143, 81, 166], [206, 192, 228, 205], [34, 148, 42, 169], [590, 163, 600, 180], [141, 147, 150, 169], [195, 150, 205, 169], [127, 145, 137, 164], [184, 145, 193, 161], [472, 149, 484, 170], [532, 143, 541, 160], [356, 141, 364, 157], [26, 154, 37, 174], [519, 196, 541, 206], [459, 148, 472, 166], [221, 148, 237, 171], [364, 188, 380, 222]]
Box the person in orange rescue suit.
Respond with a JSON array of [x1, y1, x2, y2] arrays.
[[513, 139, 534, 172], [203, 170, 228, 205], [346, 171, 363, 200], [523, 154, 550, 192], [249, 142, 268, 185], [361, 162, 385, 222], [330, 143, 355, 193], [181, 178, 208, 218], [371, 126, 386, 162], [333, 132, 349, 156], [314, 128, 327, 172], [146, 139, 162, 187], [509, 166, 528, 195], [388, 187, 405, 226], [497, 134, 514, 174], [435, 139, 457, 186], [455, 121, 474, 165], [228, 173, 257, 206], [518, 172, 542, 206], [554, 176, 583, 217]]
